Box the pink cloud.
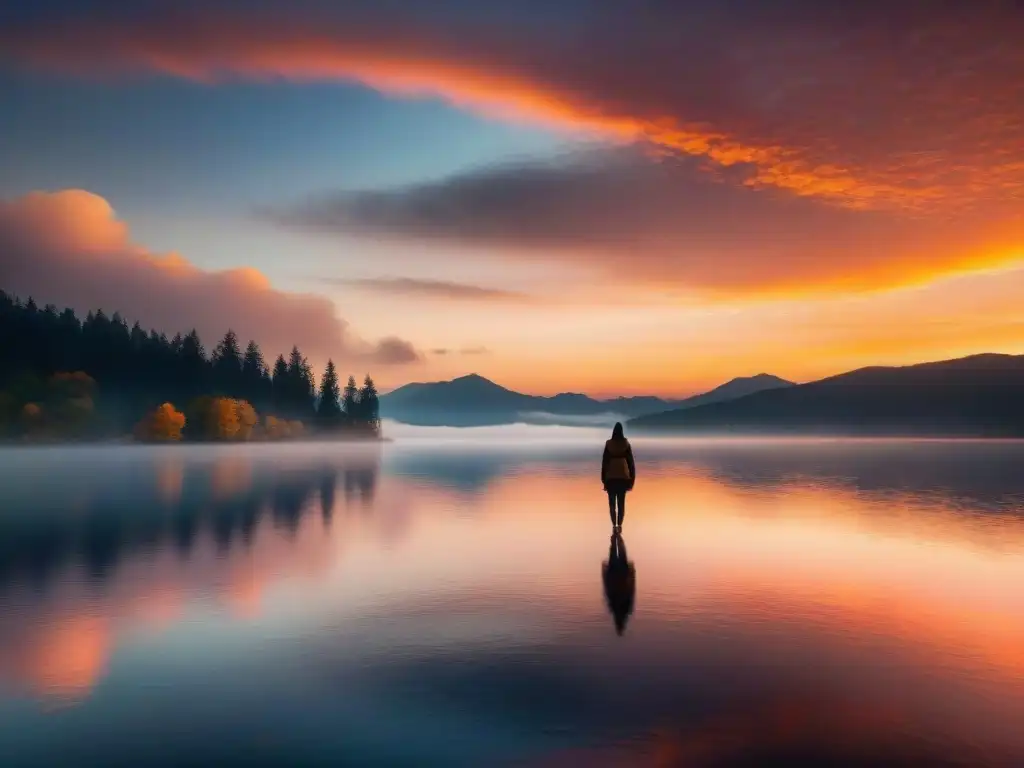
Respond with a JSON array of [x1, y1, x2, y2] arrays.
[[0, 189, 421, 364]]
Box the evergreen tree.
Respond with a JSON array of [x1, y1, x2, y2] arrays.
[[178, 329, 208, 402], [271, 354, 289, 415], [342, 375, 359, 424], [286, 346, 315, 419], [242, 340, 266, 378], [180, 330, 205, 362], [129, 322, 147, 351], [317, 360, 343, 428], [358, 374, 380, 433], [242, 340, 271, 410], [212, 329, 243, 396]]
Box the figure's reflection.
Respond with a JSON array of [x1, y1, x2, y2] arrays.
[[602, 532, 636, 636]]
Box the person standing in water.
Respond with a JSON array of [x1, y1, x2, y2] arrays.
[[601, 422, 635, 532]]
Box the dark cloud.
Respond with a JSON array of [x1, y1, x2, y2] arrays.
[[274, 148, 1023, 295], [1, 1, 1022, 211], [325, 276, 530, 302], [0, 189, 422, 365], [365, 336, 422, 365]]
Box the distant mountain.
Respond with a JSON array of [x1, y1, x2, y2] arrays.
[[672, 373, 792, 409], [628, 354, 1024, 437], [380, 372, 793, 427]]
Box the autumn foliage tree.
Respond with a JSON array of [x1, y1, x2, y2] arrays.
[[264, 415, 305, 440], [183, 396, 258, 441], [135, 403, 186, 442]]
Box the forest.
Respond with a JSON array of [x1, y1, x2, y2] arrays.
[[0, 290, 381, 442]]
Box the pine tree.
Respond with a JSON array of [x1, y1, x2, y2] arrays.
[[301, 358, 316, 411], [242, 340, 266, 378], [242, 340, 270, 410], [180, 329, 205, 361], [212, 329, 243, 396], [129, 321, 147, 350], [342, 375, 359, 425], [178, 329, 208, 402], [285, 346, 315, 420], [358, 374, 380, 434], [317, 360, 343, 428], [271, 354, 289, 415]]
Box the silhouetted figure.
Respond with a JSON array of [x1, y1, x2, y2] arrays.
[[602, 532, 636, 636], [601, 422, 636, 531]]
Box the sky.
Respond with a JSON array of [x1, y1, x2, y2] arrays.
[[0, 0, 1022, 397]]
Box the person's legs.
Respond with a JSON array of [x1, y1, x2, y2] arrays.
[[616, 488, 626, 528], [607, 490, 617, 526]]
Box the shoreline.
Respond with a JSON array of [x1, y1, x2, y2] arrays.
[[0, 435, 394, 447]]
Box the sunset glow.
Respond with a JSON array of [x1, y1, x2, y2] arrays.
[[1, 1, 1023, 394]]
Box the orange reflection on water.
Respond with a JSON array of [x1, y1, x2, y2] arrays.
[[4, 445, 1024, 732], [1, 615, 112, 704], [226, 565, 263, 619], [155, 458, 184, 505], [210, 455, 253, 500], [394, 464, 1024, 684]]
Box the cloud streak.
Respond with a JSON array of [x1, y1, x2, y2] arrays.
[[430, 346, 490, 357], [0, 189, 421, 365], [274, 149, 1024, 296], [2, 1, 1023, 211], [328, 276, 530, 302]]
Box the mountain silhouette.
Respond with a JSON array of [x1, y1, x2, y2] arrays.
[[672, 373, 791, 409], [629, 353, 1024, 437], [380, 373, 792, 427]]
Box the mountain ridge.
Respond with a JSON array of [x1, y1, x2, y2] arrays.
[[380, 372, 794, 426], [628, 353, 1024, 436]]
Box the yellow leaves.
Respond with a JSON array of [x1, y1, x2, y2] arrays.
[[134, 403, 186, 442], [138, 398, 306, 442], [207, 398, 260, 441], [182, 397, 273, 441], [211, 397, 241, 440], [235, 400, 258, 441], [263, 415, 304, 440]]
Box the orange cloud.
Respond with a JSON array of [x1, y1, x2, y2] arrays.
[[275, 149, 1024, 297], [2, 3, 1022, 211], [0, 189, 422, 365]]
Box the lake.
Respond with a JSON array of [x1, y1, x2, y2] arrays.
[[2, 428, 1024, 766]]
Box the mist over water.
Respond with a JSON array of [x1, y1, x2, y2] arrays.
[[2, 429, 1024, 766]]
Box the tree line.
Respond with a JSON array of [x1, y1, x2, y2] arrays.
[[0, 290, 381, 440]]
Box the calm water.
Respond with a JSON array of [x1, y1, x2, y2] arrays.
[[3, 430, 1024, 767]]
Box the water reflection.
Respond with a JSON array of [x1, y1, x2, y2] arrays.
[[0, 447, 381, 707], [602, 533, 635, 636], [1, 438, 1024, 766], [387, 438, 1024, 509], [0, 451, 379, 591]]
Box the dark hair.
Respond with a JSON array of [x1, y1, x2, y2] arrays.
[[612, 422, 624, 440]]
